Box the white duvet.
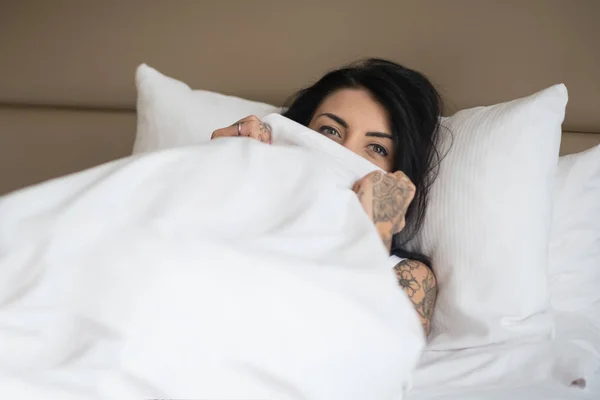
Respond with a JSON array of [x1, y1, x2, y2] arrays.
[[0, 114, 424, 399]]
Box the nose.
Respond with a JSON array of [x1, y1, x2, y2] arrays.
[[341, 135, 363, 156]]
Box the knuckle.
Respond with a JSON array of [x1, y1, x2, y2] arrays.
[[394, 171, 409, 180], [362, 173, 375, 183]]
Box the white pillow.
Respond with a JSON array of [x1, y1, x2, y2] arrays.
[[133, 64, 279, 154], [548, 144, 600, 387], [133, 64, 568, 351], [414, 84, 567, 350], [549, 144, 600, 316]]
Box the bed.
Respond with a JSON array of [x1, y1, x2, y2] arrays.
[[0, 1, 599, 399]]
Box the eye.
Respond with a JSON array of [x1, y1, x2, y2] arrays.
[[370, 144, 389, 157], [319, 125, 341, 138]]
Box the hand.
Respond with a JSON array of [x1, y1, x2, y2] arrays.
[[211, 115, 272, 144], [352, 170, 416, 252]]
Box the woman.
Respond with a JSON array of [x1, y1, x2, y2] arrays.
[[211, 58, 442, 336]]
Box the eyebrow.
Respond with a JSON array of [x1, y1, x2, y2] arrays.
[[318, 112, 348, 128], [317, 112, 393, 140], [365, 131, 393, 140]]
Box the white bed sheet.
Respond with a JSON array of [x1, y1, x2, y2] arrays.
[[407, 366, 600, 400], [407, 308, 600, 399], [0, 114, 424, 399]]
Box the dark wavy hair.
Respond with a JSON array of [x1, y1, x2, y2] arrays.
[[283, 58, 443, 266]]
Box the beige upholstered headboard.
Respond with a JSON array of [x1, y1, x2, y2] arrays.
[[1, 0, 599, 194]]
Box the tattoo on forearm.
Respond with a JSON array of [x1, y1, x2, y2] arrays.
[[393, 259, 437, 336]]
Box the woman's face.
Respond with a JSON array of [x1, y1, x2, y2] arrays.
[[308, 88, 395, 171]]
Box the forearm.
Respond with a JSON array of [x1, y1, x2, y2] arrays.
[[393, 259, 437, 337], [375, 222, 394, 252]]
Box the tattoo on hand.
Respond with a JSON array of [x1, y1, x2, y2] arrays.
[[371, 173, 411, 234], [259, 121, 268, 133], [393, 259, 437, 336], [254, 122, 269, 142]]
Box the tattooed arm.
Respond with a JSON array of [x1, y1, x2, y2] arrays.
[[352, 170, 416, 252], [352, 172, 434, 334], [393, 259, 437, 336]]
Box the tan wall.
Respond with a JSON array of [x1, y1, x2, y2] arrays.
[[0, 106, 135, 193], [1, 0, 599, 194]]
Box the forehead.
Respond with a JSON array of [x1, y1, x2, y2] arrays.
[[315, 88, 390, 131]]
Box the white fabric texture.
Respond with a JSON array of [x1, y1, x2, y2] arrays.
[[0, 114, 424, 399], [407, 366, 600, 400], [549, 144, 600, 315], [414, 84, 567, 350], [408, 315, 600, 399], [407, 85, 578, 391], [548, 144, 600, 388], [133, 64, 279, 154]]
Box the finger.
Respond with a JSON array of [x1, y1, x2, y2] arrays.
[[237, 121, 252, 137], [211, 125, 239, 139], [243, 121, 271, 144], [258, 121, 272, 144], [212, 115, 266, 140], [232, 115, 261, 136], [392, 170, 410, 182], [368, 170, 385, 184], [391, 171, 415, 189], [235, 115, 259, 123], [352, 180, 371, 209], [355, 171, 374, 188], [368, 170, 385, 177], [391, 170, 406, 178], [238, 120, 265, 139]]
